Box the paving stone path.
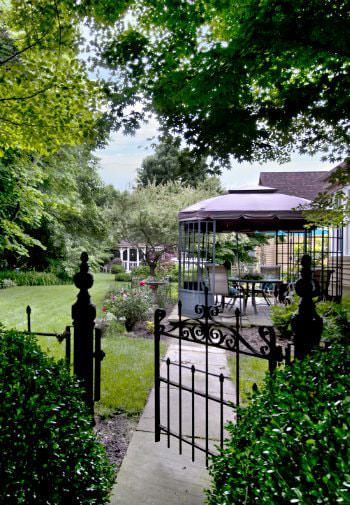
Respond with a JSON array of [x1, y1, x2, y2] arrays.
[[110, 339, 235, 505]]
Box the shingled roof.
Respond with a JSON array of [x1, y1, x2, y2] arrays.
[[258, 171, 327, 200]]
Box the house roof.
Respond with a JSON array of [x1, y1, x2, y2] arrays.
[[318, 160, 349, 190], [117, 240, 145, 248], [258, 171, 327, 200]]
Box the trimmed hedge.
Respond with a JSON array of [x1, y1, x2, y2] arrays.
[[0, 329, 114, 504], [0, 270, 72, 286], [208, 345, 350, 505]]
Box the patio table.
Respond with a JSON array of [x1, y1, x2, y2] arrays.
[[228, 277, 282, 315]]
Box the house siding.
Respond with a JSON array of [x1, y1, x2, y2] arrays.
[[343, 256, 350, 295]]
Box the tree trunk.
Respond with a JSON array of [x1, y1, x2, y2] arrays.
[[149, 263, 156, 276]]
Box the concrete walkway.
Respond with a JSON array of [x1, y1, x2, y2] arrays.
[[110, 339, 235, 505]]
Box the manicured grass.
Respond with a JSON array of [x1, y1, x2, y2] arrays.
[[0, 274, 167, 416], [228, 354, 269, 404], [0, 273, 122, 360], [96, 323, 166, 417], [0, 273, 116, 333], [342, 294, 350, 314]]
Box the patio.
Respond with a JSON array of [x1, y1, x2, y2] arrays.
[[168, 294, 274, 328]]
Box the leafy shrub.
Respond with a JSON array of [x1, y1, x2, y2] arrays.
[[111, 264, 132, 281], [0, 278, 17, 289], [0, 329, 114, 504], [115, 272, 132, 281], [208, 345, 350, 505], [156, 261, 178, 281], [0, 269, 71, 286], [319, 301, 350, 344], [111, 264, 126, 275], [270, 297, 299, 339], [131, 264, 151, 278], [103, 287, 152, 331], [271, 298, 350, 343]]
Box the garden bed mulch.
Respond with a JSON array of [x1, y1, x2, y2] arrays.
[[94, 413, 138, 474]]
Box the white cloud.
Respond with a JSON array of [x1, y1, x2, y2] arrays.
[[95, 117, 159, 190], [221, 155, 331, 190], [96, 116, 333, 191]]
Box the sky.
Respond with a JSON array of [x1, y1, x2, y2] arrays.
[[95, 118, 331, 191]]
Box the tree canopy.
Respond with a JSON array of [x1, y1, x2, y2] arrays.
[[115, 178, 222, 274], [0, 145, 117, 275], [136, 137, 219, 187], [0, 0, 102, 154], [97, 0, 350, 164], [301, 158, 350, 228]]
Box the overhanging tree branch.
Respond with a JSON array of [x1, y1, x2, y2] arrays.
[[0, 86, 53, 102], [0, 32, 48, 66]]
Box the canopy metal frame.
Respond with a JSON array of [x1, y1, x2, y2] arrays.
[[178, 188, 344, 316]]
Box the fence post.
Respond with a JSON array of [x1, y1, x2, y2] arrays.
[[93, 326, 105, 402], [154, 308, 163, 443], [72, 252, 96, 417], [65, 326, 71, 366], [26, 305, 31, 332], [291, 254, 323, 360]]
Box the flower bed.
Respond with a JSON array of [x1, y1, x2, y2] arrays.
[[103, 287, 152, 331]]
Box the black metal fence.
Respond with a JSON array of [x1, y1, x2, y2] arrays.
[[23, 253, 106, 414], [154, 288, 290, 465], [25, 305, 72, 365]]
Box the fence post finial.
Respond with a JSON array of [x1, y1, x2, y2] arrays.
[[291, 254, 323, 360], [72, 252, 96, 416]]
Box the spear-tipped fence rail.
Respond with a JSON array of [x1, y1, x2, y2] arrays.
[[25, 305, 72, 365]]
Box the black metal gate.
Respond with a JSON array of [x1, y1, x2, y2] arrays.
[[154, 289, 288, 465]]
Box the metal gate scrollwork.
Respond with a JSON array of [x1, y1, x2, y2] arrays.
[[154, 288, 287, 465]]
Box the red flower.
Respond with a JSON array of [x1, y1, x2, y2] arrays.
[[139, 280, 146, 286], [102, 306, 107, 312]]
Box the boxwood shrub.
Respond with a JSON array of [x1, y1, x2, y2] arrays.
[[0, 270, 72, 286], [207, 345, 349, 505], [0, 329, 114, 504]]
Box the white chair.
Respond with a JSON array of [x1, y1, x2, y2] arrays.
[[207, 265, 245, 312], [256, 265, 281, 305], [260, 265, 281, 279]]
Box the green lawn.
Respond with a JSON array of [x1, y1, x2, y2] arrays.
[[0, 272, 117, 361], [96, 323, 166, 417], [0, 274, 164, 416], [0, 273, 116, 333], [228, 354, 269, 405]]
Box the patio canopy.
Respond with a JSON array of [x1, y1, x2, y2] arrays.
[[178, 186, 311, 232]]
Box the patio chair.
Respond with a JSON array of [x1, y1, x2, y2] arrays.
[[312, 268, 334, 300], [207, 265, 246, 312], [255, 265, 281, 305]]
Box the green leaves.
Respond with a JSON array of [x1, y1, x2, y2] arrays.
[[0, 145, 115, 272], [95, 0, 350, 163], [208, 344, 350, 504], [116, 179, 222, 273], [0, 1, 103, 154], [136, 136, 221, 187], [0, 329, 114, 504]]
